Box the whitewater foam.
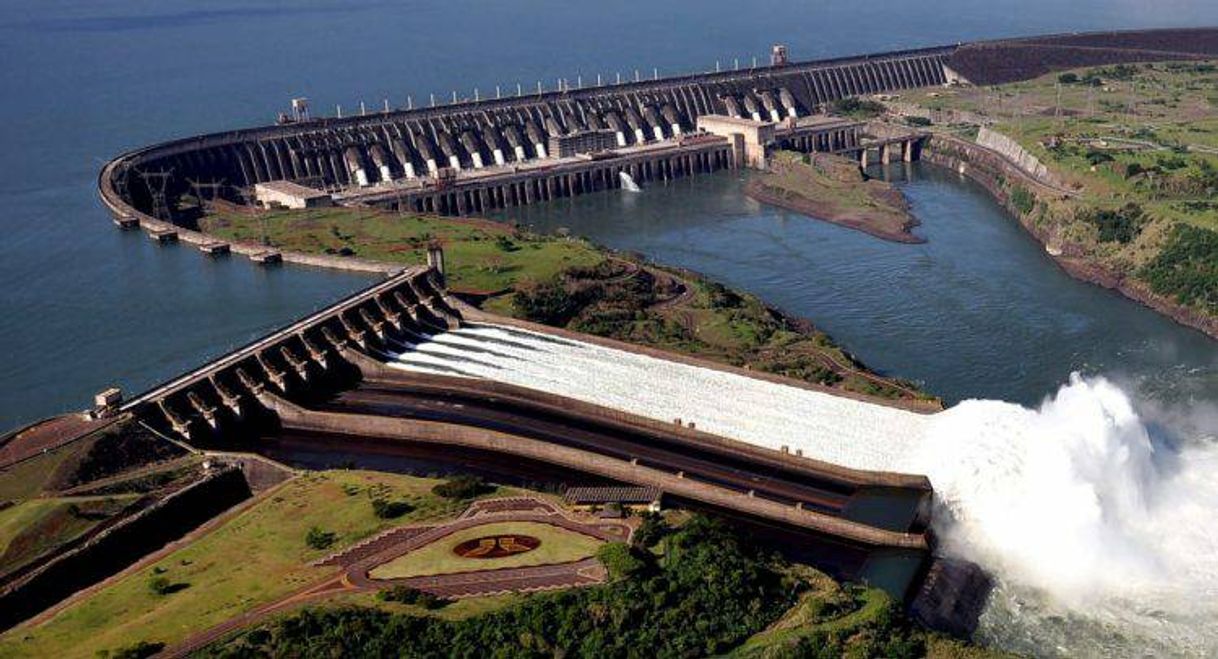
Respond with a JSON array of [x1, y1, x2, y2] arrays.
[[915, 374, 1218, 656], [390, 326, 1218, 656]]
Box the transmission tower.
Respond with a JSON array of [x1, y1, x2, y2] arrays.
[[235, 186, 270, 246], [138, 169, 174, 221], [187, 178, 226, 212], [113, 162, 132, 201]]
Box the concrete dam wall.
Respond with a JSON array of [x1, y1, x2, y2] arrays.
[[100, 45, 953, 221]]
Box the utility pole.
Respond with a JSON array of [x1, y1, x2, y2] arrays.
[[238, 187, 268, 246]]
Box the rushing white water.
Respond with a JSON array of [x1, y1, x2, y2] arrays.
[[388, 324, 931, 470], [389, 325, 1218, 656], [917, 375, 1218, 657], [619, 171, 642, 192]]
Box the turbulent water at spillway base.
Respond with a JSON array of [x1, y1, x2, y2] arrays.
[[390, 324, 1218, 657]]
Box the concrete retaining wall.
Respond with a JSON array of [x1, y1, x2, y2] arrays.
[[975, 126, 1061, 187]]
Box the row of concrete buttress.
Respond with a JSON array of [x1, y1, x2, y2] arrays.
[[146, 272, 460, 441], [130, 53, 947, 197]]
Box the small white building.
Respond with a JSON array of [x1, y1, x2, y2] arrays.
[[254, 180, 333, 209]]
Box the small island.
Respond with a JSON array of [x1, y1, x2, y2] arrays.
[[745, 151, 923, 243]]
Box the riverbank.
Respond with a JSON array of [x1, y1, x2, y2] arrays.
[[897, 61, 1218, 341], [745, 151, 923, 244]]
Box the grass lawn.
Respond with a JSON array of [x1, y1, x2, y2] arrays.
[[0, 470, 485, 659], [368, 521, 603, 579], [199, 208, 605, 292], [0, 444, 82, 501]]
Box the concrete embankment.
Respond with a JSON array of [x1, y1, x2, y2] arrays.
[[922, 133, 1218, 340]]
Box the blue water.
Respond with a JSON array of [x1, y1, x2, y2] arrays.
[[2, 0, 1217, 429]]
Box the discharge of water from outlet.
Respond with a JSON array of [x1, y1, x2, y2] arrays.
[[391, 324, 1218, 657]]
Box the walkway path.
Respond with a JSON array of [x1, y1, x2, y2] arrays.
[[163, 497, 629, 658]]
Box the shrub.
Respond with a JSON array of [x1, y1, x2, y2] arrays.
[[371, 498, 413, 519], [706, 281, 744, 309], [105, 641, 165, 659], [830, 97, 885, 118], [378, 586, 423, 604], [431, 475, 492, 500], [305, 526, 337, 550], [147, 576, 186, 596], [418, 593, 449, 610], [147, 576, 172, 595], [494, 234, 520, 252], [1080, 202, 1146, 244], [904, 115, 932, 127], [1058, 72, 1079, 84], [1085, 150, 1114, 166], [1009, 185, 1035, 216]]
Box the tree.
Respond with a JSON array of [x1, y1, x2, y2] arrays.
[[305, 526, 336, 550], [431, 475, 492, 500], [371, 498, 413, 519], [596, 542, 648, 580]]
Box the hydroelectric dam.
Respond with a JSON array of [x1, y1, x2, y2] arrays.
[[73, 25, 1218, 626], [98, 27, 1218, 266], [99, 39, 956, 259]]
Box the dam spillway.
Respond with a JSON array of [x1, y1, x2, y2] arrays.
[[102, 267, 935, 596], [387, 322, 931, 474]]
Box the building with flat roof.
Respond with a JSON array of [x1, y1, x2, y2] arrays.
[[548, 129, 618, 159], [254, 180, 333, 209]]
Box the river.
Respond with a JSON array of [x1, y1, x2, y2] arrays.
[[3, 2, 1218, 655]]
